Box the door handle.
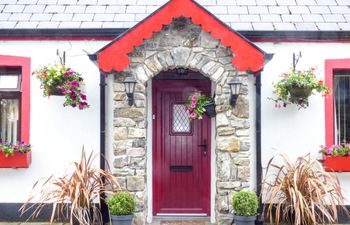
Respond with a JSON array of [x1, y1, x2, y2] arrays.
[[198, 139, 208, 157]]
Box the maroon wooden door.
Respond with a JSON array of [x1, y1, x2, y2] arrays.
[[153, 77, 211, 216]]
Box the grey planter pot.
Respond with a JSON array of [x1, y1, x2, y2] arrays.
[[234, 215, 257, 225], [110, 214, 133, 225]]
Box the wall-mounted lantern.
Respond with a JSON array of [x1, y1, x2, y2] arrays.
[[123, 76, 137, 106], [227, 77, 242, 106]]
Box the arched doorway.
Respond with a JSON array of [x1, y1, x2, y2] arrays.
[[152, 71, 211, 216]]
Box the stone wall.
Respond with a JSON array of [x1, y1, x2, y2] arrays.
[[112, 17, 252, 224]]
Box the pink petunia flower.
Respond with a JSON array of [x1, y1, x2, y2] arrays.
[[189, 112, 197, 119]]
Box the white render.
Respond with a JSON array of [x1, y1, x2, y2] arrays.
[[1, 39, 350, 215], [258, 41, 350, 204], [0, 40, 109, 202]]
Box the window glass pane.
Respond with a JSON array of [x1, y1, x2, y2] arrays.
[[0, 75, 19, 89], [334, 73, 350, 143], [172, 104, 191, 133], [0, 99, 19, 143]]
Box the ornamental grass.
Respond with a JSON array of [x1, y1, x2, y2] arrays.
[[20, 148, 120, 225], [261, 154, 348, 225]]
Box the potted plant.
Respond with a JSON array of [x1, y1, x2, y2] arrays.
[[232, 190, 258, 225], [107, 192, 136, 225], [185, 91, 216, 119], [271, 67, 330, 108], [0, 139, 31, 168], [20, 149, 119, 225], [321, 143, 350, 172], [261, 154, 347, 225], [32, 63, 89, 110]]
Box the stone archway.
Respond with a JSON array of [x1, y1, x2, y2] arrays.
[[112, 18, 251, 225]]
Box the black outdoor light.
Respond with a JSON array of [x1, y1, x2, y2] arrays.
[[123, 76, 137, 106], [227, 77, 242, 106]]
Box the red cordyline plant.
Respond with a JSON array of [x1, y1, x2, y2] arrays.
[[261, 154, 347, 225], [33, 63, 89, 110], [20, 149, 120, 225]]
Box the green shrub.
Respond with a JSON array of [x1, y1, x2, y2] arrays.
[[107, 192, 136, 216], [232, 191, 258, 217]]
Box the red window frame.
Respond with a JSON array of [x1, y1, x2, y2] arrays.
[[0, 55, 30, 143], [325, 59, 350, 146]]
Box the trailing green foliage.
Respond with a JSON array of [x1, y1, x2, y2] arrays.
[[108, 192, 136, 216], [271, 68, 330, 108], [232, 191, 258, 217], [33, 63, 89, 110], [0, 140, 31, 157]]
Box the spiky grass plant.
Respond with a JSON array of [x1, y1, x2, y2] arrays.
[[261, 154, 347, 225], [20, 149, 119, 225]]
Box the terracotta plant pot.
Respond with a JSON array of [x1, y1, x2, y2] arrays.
[[323, 155, 350, 172], [110, 215, 133, 225], [204, 101, 216, 117], [0, 151, 32, 168]]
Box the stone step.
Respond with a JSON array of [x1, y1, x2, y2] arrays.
[[149, 221, 215, 225]]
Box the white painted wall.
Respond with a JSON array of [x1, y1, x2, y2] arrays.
[[0, 40, 110, 202], [1, 40, 350, 207], [256, 42, 350, 204]]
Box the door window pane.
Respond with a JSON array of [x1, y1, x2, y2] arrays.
[[0, 98, 20, 143], [334, 73, 350, 143], [172, 104, 191, 133]]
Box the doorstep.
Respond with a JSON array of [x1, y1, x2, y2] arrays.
[[149, 217, 216, 225], [149, 221, 215, 225]]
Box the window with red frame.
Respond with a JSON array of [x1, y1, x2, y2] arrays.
[[0, 55, 30, 144], [325, 59, 350, 146], [0, 67, 22, 143]]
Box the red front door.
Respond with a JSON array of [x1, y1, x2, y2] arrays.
[[153, 76, 211, 216]]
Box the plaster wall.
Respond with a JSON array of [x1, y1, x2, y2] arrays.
[[0, 40, 109, 203], [1, 39, 350, 216], [257, 42, 350, 204]]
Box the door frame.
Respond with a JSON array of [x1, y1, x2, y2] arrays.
[[151, 76, 212, 217]]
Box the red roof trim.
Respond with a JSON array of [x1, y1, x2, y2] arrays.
[[97, 0, 266, 73]]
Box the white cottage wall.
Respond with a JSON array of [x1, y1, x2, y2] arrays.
[[257, 42, 350, 204], [1, 40, 350, 208], [0, 40, 110, 202]]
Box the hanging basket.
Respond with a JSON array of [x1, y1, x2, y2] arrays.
[[204, 101, 216, 117], [288, 87, 312, 99], [47, 86, 64, 96]]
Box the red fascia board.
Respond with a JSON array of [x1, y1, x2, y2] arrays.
[[325, 59, 350, 146], [97, 0, 265, 73], [0, 55, 31, 143]]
